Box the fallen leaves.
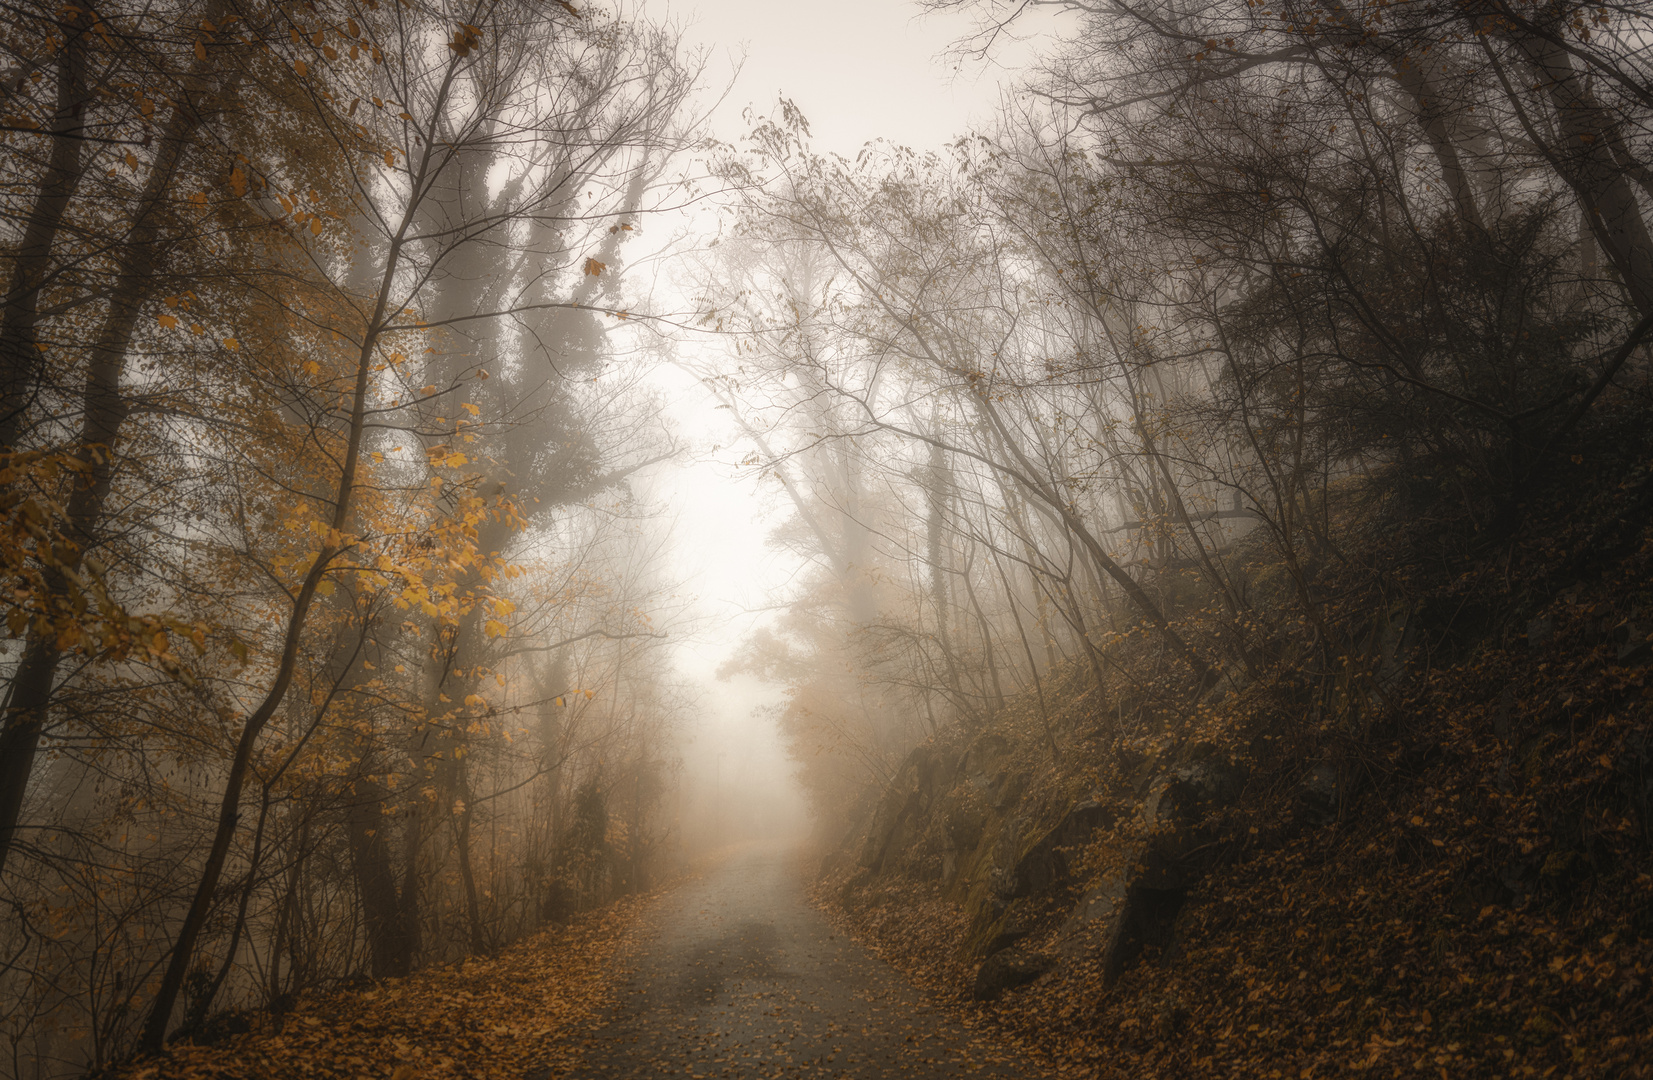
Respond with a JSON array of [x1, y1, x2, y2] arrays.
[[115, 893, 657, 1080]]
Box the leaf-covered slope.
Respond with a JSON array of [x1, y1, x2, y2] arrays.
[[816, 427, 1653, 1078]]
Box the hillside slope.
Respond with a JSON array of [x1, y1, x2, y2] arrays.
[[817, 421, 1653, 1079]]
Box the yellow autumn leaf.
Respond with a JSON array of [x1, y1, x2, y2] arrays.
[[309, 217, 322, 235], [461, 402, 480, 416], [444, 453, 467, 467], [420, 384, 436, 395], [464, 694, 486, 708], [484, 619, 508, 637], [157, 314, 178, 329], [583, 257, 606, 277], [294, 59, 308, 76], [222, 337, 239, 350], [316, 579, 335, 596]]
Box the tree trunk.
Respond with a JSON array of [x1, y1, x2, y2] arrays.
[[0, 42, 230, 880], [0, 7, 92, 451], [140, 125, 425, 1050], [454, 779, 488, 955], [1509, 37, 1653, 315], [345, 775, 410, 978]]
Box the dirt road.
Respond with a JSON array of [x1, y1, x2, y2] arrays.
[[564, 843, 1047, 1079]]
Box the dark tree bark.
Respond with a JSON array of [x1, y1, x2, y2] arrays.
[[0, 6, 93, 451], [0, 40, 232, 879]]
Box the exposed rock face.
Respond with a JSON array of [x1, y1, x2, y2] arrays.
[[847, 730, 1246, 993], [970, 946, 1057, 1001], [859, 746, 957, 874], [1049, 759, 1240, 984]]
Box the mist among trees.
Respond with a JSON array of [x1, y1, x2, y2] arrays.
[[1, 0, 1650, 1076]]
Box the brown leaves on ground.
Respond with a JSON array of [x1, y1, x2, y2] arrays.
[[116, 892, 658, 1080]]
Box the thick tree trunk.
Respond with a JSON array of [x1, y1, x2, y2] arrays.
[[0, 46, 227, 880], [1513, 39, 1653, 315], [0, 8, 92, 451], [346, 775, 411, 978]]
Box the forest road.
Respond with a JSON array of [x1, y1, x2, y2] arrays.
[[560, 842, 1048, 1080]]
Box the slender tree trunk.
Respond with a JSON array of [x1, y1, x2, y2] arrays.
[[924, 441, 965, 716], [189, 786, 275, 1031], [992, 549, 1057, 763], [266, 813, 308, 1007], [141, 117, 430, 1047], [454, 779, 488, 955], [970, 393, 1214, 686], [961, 559, 1004, 713]]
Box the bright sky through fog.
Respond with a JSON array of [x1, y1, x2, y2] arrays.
[[629, 0, 1071, 836], [642, 0, 1074, 666], [650, 0, 1074, 156], [660, 0, 999, 156]]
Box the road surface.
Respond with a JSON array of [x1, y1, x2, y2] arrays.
[[563, 844, 1048, 1079]]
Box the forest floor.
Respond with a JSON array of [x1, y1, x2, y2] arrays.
[[117, 843, 1048, 1080], [115, 885, 657, 1080]]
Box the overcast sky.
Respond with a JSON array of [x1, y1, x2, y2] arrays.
[[652, 0, 1068, 156]]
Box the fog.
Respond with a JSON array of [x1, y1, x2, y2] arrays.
[[672, 672, 811, 855], [633, 0, 1069, 863]]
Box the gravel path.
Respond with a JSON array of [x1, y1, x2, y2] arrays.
[[563, 843, 1047, 1079]]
